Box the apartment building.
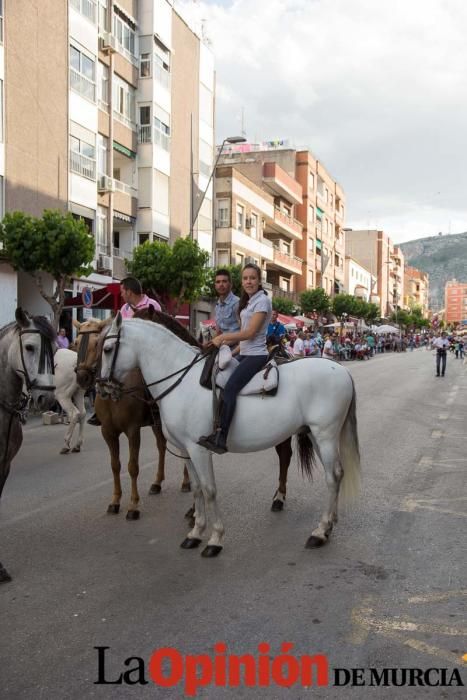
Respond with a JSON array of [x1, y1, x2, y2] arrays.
[[345, 229, 405, 316], [0, 0, 214, 324], [404, 265, 429, 317], [344, 257, 374, 301], [214, 144, 345, 301], [445, 279, 467, 325]]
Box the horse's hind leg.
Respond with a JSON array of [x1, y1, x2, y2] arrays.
[[126, 430, 141, 520], [0, 561, 12, 583], [181, 463, 191, 492], [71, 391, 86, 453], [149, 422, 166, 495], [272, 437, 292, 511], [57, 397, 76, 454], [180, 459, 207, 549], [102, 429, 122, 514], [305, 436, 343, 549]]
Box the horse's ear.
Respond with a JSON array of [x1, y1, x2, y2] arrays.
[[102, 315, 113, 327], [15, 307, 30, 328], [72, 319, 81, 330]]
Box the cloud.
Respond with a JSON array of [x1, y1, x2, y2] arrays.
[[176, 0, 467, 242]]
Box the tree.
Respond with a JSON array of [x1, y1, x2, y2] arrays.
[[300, 288, 330, 315], [331, 293, 359, 317], [272, 296, 296, 315], [203, 264, 242, 299], [0, 210, 94, 327], [127, 237, 210, 311]]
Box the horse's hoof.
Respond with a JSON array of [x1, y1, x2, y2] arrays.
[[180, 537, 201, 549], [305, 535, 327, 549], [149, 483, 161, 495], [184, 506, 195, 520], [107, 504, 120, 514], [180, 482, 191, 493], [71, 445, 81, 453], [60, 447, 70, 455], [0, 564, 12, 583], [201, 545, 223, 558], [271, 499, 284, 512], [126, 510, 140, 521]]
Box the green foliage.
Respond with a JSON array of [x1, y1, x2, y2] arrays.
[[331, 294, 380, 323], [127, 237, 210, 305], [203, 264, 242, 299], [390, 309, 430, 330], [272, 296, 296, 315], [0, 210, 94, 277], [300, 288, 330, 314]]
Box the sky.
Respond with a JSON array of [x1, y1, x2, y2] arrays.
[[176, 0, 467, 244]]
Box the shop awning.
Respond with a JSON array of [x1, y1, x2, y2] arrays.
[[64, 283, 122, 311]]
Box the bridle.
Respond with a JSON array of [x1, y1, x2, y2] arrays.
[[17, 329, 55, 393], [96, 325, 207, 403], [75, 328, 102, 383]]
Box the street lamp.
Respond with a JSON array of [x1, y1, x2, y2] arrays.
[[190, 135, 247, 239]]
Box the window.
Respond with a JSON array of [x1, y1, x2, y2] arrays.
[[0, 0, 3, 43], [97, 134, 108, 175], [98, 0, 108, 31], [96, 206, 108, 251], [0, 80, 3, 142], [113, 75, 136, 128], [70, 129, 96, 180], [309, 205, 314, 223], [217, 249, 230, 266], [154, 51, 170, 89], [113, 11, 136, 59], [236, 203, 244, 231], [200, 84, 213, 127], [154, 107, 170, 151], [70, 45, 96, 101], [199, 140, 212, 178], [282, 241, 291, 255], [138, 233, 150, 245], [97, 61, 109, 110], [236, 252, 244, 266], [70, 0, 97, 24], [140, 53, 151, 78], [309, 172, 314, 189], [217, 199, 230, 227], [154, 170, 169, 216], [250, 213, 258, 239]]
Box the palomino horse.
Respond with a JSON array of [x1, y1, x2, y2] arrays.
[[74, 314, 190, 521], [54, 348, 86, 454], [0, 309, 56, 582], [98, 314, 361, 557]]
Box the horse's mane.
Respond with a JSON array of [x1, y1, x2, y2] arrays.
[[0, 316, 56, 342], [133, 307, 201, 349]]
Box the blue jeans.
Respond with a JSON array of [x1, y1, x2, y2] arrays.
[[220, 355, 268, 435]]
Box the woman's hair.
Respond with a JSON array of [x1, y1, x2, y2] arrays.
[[238, 263, 268, 312]]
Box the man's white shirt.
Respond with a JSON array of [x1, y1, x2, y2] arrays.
[[432, 337, 449, 350], [293, 337, 305, 356]]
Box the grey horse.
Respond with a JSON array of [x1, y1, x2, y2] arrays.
[[0, 309, 56, 582]]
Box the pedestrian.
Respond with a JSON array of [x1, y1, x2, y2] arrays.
[[267, 309, 286, 345], [293, 331, 306, 357], [213, 268, 240, 343], [197, 262, 272, 454], [322, 334, 335, 360], [56, 328, 70, 349], [432, 331, 449, 377]]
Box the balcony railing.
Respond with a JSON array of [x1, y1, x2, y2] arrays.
[[271, 285, 300, 304], [70, 67, 96, 102], [273, 207, 302, 236], [154, 64, 171, 90], [113, 110, 136, 131], [113, 179, 137, 196], [138, 125, 151, 144], [273, 246, 303, 273], [154, 129, 170, 151], [70, 0, 97, 23], [70, 151, 96, 180], [113, 247, 132, 259], [137, 126, 170, 151]]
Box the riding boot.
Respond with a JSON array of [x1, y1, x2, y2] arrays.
[[197, 428, 228, 455], [87, 411, 101, 426]]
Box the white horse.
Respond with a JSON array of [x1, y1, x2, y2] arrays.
[[54, 348, 86, 454], [97, 314, 361, 557]]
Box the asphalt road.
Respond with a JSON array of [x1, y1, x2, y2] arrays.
[[1, 348, 466, 699]]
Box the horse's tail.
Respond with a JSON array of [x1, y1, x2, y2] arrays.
[[296, 431, 317, 480], [339, 376, 361, 503]]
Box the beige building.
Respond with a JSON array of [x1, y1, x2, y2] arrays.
[[345, 229, 405, 317], [0, 0, 214, 324], [214, 143, 345, 302], [404, 265, 429, 317]]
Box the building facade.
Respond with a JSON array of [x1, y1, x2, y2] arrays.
[[0, 0, 214, 325], [404, 265, 429, 317], [445, 279, 467, 325], [344, 257, 374, 301]]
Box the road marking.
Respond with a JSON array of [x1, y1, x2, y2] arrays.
[[431, 429, 443, 438], [408, 590, 467, 604], [438, 412, 449, 420], [400, 496, 467, 518]]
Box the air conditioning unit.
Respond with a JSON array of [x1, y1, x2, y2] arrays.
[[99, 32, 118, 53], [97, 254, 112, 272], [98, 175, 114, 193], [245, 217, 251, 229], [245, 256, 256, 265]]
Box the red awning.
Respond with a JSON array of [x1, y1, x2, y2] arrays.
[[64, 283, 122, 311]]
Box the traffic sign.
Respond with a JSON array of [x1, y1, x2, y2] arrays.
[[81, 287, 93, 308]]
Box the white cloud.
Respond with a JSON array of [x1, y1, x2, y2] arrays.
[[177, 0, 467, 242]]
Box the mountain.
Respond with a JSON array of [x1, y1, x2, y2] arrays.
[[400, 232, 467, 312]]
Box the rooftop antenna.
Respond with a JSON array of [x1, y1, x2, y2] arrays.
[[240, 106, 247, 139]]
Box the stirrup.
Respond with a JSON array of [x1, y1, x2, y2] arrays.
[[197, 430, 228, 455]]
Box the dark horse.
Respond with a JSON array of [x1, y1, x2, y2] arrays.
[[0, 309, 56, 583]]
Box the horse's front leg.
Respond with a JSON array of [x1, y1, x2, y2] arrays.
[[71, 391, 86, 453], [102, 428, 122, 515], [306, 437, 342, 549], [126, 429, 141, 520], [149, 421, 166, 495], [272, 437, 292, 511], [188, 446, 224, 557]]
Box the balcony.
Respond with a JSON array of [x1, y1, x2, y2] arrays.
[[268, 247, 303, 275], [137, 125, 170, 151], [70, 67, 96, 102], [265, 207, 303, 241], [262, 162, 302, 205], [216, 228, 274, 261], [70, 0, 97, 23], [271, 285, 300, 304], [70, 151, 96, 180], [99, 31, 138, 67]]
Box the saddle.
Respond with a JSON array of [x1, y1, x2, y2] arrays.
[[200, 345, 279, 396]]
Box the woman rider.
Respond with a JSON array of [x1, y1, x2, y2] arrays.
[[198, 263, 272, 454]]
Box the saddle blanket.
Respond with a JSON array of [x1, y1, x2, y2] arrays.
[[214, 345, 279, 396]]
